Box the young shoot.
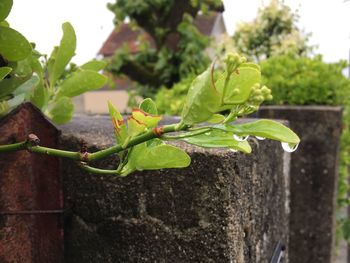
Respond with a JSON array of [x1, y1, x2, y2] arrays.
[[0, 53, 300, 176]]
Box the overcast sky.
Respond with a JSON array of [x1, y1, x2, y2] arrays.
[[7, 0, 350, 65]]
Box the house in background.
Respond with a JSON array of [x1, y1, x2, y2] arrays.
[[74, 12, 227, 114]]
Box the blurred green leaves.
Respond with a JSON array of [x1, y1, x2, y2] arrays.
[[0, 67, 11, 80], [48, 97, 74, 124], [47, 22, 76, 87], [0, 0, 13, 21], [106, 0, 218, 96], [0, 6, 107, 123], [56, 69, 107, 98], [0, 26, 32, 61]]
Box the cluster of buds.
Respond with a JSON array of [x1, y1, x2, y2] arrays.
[[248, 84, 273, 105], [224, 53, 247, 75], [235, 84, 273, 116]]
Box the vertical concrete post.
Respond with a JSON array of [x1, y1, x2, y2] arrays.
[[257, 106, 343, 263], [0, 103, 63, 263]]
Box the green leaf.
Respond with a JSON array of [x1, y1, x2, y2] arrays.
[[12, 52, 41, 78], [207, 114, 225, 124], [240, 62, 260, 71], [30, 82, 49, 110], [0, 66, 12, 80], [127, 116, 147, 138], [7, 93, 25, 108], [0, 100, 9, 116], [0, 21, 9, 27], [47, 46, 58, 81], [47, 96, 74, 124], [28, 53, 44, 78], [131, 109, 162, 128], [48, 22, 76, 86], [216, 65, 261, 107], [139, 98, 158, 115], [13, 59, 32, 77], [80, 60, 107, 71], [181, 129, 252, 153], [0, 0, 13, 22], [56, 69, 107, 98], [136, 144, 190, 170], [214, 119, 300, 144], [0, 75, 29, 98], [122, 142, 191, 175], [108, 100, 127, 144], [0, 26, 32, 61], [12, 74, 39, 96], [181, 66, 221, 124]]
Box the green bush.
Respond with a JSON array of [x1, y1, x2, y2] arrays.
[[261, 54, 350, 105]]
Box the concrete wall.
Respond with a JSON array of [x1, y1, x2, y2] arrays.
[[59, 115, 291, 262], [257, 106, 343, 263]]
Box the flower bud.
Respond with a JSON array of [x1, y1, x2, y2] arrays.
[[265, 94, 273, 100], [232, 88, 240, 96], [256, 96, 264, 102], [254, 89, 262, 96], [224, 52, 245, 74], [261, 86, 271, 95]]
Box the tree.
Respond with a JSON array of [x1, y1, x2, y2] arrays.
[[233, 0, 312, 62], [106, 0, 223, 96]]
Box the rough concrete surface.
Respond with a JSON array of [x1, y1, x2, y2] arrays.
[[258, 106, 343, 263], [59, 115, 290, 263]]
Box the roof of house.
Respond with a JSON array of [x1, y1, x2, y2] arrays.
[[98, 12, 222, 57]]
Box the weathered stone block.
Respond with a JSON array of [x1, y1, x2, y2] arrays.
[[257, 106, 343, 263], [60, 115, 290, 263], [0, 103, 63, 263]]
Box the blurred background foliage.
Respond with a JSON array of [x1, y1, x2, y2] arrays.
[[0, 0, 107, 124], [106, 0, 223, 97], [232, 0, 312, 62]]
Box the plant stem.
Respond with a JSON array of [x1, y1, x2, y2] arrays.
[[223, 107, 239, 124], [0, 141, 26, 153], [87, 123, 181, 161], [79, 162, 121, 175], [162, 128, 211, 140], [29, 145, 82, 160], [0, 123, 185, 163]]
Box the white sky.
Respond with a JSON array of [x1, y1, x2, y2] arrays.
[[7, 0, 350, 65]]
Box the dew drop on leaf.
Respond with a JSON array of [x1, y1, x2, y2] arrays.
[[281, 142, 299, 152], [233, 134, 249, 142]]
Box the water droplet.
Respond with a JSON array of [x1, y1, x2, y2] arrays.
[[233, 134, 249, 142], [281, 142, 299, 152], [205, 132, 211, 136], [229, 148, 238, 153], [255, 136, 265, 140]]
